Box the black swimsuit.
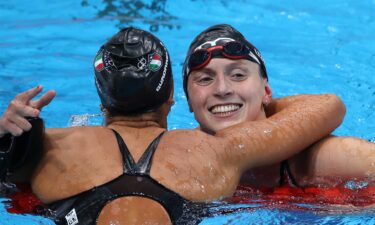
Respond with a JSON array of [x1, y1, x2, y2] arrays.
[[46, 130, 208, 225], [279, 160, 299, 187]]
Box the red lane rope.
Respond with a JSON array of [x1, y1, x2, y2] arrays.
[[5, 183, 375, 214], [229, 184, 375, 207], [5, 183, 44, 214]]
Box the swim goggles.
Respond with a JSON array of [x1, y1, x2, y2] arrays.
[[186, 38, 262, 73]]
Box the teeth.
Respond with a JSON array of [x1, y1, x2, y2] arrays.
[[211, 104, 240, 113]]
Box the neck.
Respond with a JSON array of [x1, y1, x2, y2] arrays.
[[108, 120, 162, 129], [259, 103, 267, 119], [105, 114, 165, 129]]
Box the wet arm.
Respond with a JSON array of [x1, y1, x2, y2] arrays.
[[217, 94, 346, 171], [290, 135, 375, 183], [265, 94, 341, 117]]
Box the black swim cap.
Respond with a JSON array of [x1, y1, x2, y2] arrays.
[[182, 24, 267, 99], [94, 27, 173, 114]]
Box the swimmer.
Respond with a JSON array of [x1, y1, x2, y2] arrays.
[[183, 24, 375, 188], [0, 27, 344, 224]]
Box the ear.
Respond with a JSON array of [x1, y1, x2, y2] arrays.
[[167, 98, 175, 107], [168, 87, 175, 106], [165, 98, 175, 114], [262, 80, 273, 105]]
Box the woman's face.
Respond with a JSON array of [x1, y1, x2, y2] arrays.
[[187, 58, 272, 134]]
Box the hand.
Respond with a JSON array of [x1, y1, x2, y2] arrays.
[[0, 86, 56, 137]]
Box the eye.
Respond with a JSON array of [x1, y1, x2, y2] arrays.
[[230, 72, 247, 81], [196, 76, 214, 85], [190, 71, 215, 86]]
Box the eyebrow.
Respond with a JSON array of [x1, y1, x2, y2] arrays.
[[191, 67, 216, 77]]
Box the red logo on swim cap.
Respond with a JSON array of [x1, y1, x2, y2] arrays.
[[94, 51, 104, 72], [149, 53, 162, 72]]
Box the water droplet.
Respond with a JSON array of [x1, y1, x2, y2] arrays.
[[344, 180, 368, 190], [263, 129, 272, 134], [221, 175, 227, 184]]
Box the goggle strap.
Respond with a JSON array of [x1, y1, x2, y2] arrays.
[[221, 52, 245, 59], [187, 42, 263, 74], [248, 51, 261, 65]]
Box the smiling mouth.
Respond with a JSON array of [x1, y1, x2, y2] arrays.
[[209, 104, 242, 116]]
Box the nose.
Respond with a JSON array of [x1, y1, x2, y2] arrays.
[[213, 75, 233, 98]]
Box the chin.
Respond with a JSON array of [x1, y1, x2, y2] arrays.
[[211, 123, 235, 133]]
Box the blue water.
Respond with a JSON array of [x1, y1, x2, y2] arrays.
[[1, 0, 375, 224]]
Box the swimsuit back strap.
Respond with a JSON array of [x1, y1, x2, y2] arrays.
[[135, 131, 165, 174], [111, 129, 136, 173], [279, 160, 299, 187]]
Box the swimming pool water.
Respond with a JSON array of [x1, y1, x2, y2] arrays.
[[1, 0, 375, 224]]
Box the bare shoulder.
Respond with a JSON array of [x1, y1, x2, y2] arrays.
[[162, 129, 220, 146], [46, 126, 110, 138], [160, 129, 228, 160], [34, 126, 122, 202], [44, 126, 115, 151]]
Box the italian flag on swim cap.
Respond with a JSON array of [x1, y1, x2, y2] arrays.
[[149, 53, 162, 71], [94, 51, 104, 71]]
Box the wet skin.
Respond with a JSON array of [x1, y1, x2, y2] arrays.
[[1, 85, 347, 223], [187, 58, 375, 188]]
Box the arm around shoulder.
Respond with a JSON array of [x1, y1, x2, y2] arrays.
[[217, 93, 346, 172], [266, 94, 346, 119], [291, 135, 375, 181]]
